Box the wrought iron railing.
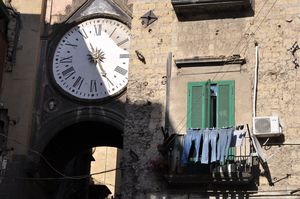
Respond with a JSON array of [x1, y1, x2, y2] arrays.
[[159, 125, 259, 185]]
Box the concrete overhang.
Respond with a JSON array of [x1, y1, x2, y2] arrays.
[[171, 0, 254, 21], [175, 55, 246, 68]]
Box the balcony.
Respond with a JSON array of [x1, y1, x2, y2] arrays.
[[158, 126, 260, 187], [171, 0, 254, 21]]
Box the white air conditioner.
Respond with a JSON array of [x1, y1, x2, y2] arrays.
[[253, 116, 281, 137]]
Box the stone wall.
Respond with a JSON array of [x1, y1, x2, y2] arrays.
[[123, 0, 300, 198]]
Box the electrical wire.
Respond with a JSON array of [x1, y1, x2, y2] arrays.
[[0, 133, 68, 178], [0, 133, 131, 181], [212, 0, 280, 82], [16, 166, 131, 181], [209, 0, 271, 82]]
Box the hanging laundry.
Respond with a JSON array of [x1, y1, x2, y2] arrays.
[[217, 128, 234, 163], [224, 128, 234, 161], [181, 127, 236, 165], [209, 129, 218, 163], [201, 129, 210, 164], [231, 129, 245, 147], [181, 129, 202, 164]]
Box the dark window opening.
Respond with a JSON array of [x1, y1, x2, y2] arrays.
[[210, 84, 217, 128]]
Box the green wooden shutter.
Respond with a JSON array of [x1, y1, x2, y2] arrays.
[[187, 82, 205, 129], [187, 81, 211, 129], [217, 80, 235, 160], [217, 80, 235, 128]]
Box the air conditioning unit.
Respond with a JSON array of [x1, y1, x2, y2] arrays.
[[253, 116, 281, 137]]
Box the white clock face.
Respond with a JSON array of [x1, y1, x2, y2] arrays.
[[52, 18, 130, 100]]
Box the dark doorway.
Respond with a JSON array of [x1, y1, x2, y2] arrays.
[[39, 121, 123, 199]]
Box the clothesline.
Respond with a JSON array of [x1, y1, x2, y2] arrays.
[[188, 125, 245, 131], [181, 127, 246, 165]]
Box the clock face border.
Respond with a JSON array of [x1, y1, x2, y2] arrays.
[[48, 13, 131, 103]]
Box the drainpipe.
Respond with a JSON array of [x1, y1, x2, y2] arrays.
[[164, 52, 172, 137], [253, 42, 259, 118], [250, 42, 274, 185]]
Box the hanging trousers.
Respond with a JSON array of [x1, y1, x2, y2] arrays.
[[201, 129, 210, 164], [209, 129, 219, 163], [181, 129, 202, 164], [217, 128, 234, 163]]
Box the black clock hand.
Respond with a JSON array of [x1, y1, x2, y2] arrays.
[[89, 43, 95, 52], [95, 60, 114, 86], [103, 74, 114, 86], [95, 60, 106, 76]]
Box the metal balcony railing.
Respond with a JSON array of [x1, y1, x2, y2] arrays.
[[159, 125, 259, 185]]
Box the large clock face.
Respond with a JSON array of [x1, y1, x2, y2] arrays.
[[52, 17, 130, 100]]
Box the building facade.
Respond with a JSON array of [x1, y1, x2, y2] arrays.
[[0, 0, 299, 199], [121, 0, 300, 198]]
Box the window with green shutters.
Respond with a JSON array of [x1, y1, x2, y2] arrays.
[[187, 80, 235, 129], [187, 80, 235, 160]]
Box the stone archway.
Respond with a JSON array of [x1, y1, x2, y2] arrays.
[[32, 107, 124, 199]]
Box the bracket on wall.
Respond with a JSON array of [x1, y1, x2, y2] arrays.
[[140, 10, 158, 27], [288, 41, 300, 69], [135, 50, 146, 64]]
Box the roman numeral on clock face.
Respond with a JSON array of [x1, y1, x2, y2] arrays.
[[65, 41, 77, 48], [73, 76, 84, 89], [114, 66, 127, 76], [90, 80, 97, 92], [62, 67, 75, 79], [60, 56, 73, 63], [94, 24, 102, 36], [117, 38, 129, 46], [109, 28, 117, 37], [120, 54, 129, 58], [78, 29, 88, 39]]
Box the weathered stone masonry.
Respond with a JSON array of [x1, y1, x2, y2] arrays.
[[122, 0, 300, 198]]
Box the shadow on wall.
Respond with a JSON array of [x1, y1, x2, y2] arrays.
[[4, 98, 263, 199]]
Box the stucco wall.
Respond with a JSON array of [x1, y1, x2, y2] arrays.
[[123, 0, 300, 198], [0, 0, 43, 154]]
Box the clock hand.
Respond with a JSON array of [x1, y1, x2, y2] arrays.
[[89, 42, 95, 52], [104, 75, 114, 86], [95, 60, 114, 86], [95, 60, 106, 76]]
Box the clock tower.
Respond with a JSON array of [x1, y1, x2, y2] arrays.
[[30, 0, 131, 198]]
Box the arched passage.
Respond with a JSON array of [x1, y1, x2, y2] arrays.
[[33, 108, 124, 199], [42, 121, 123, 174]]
